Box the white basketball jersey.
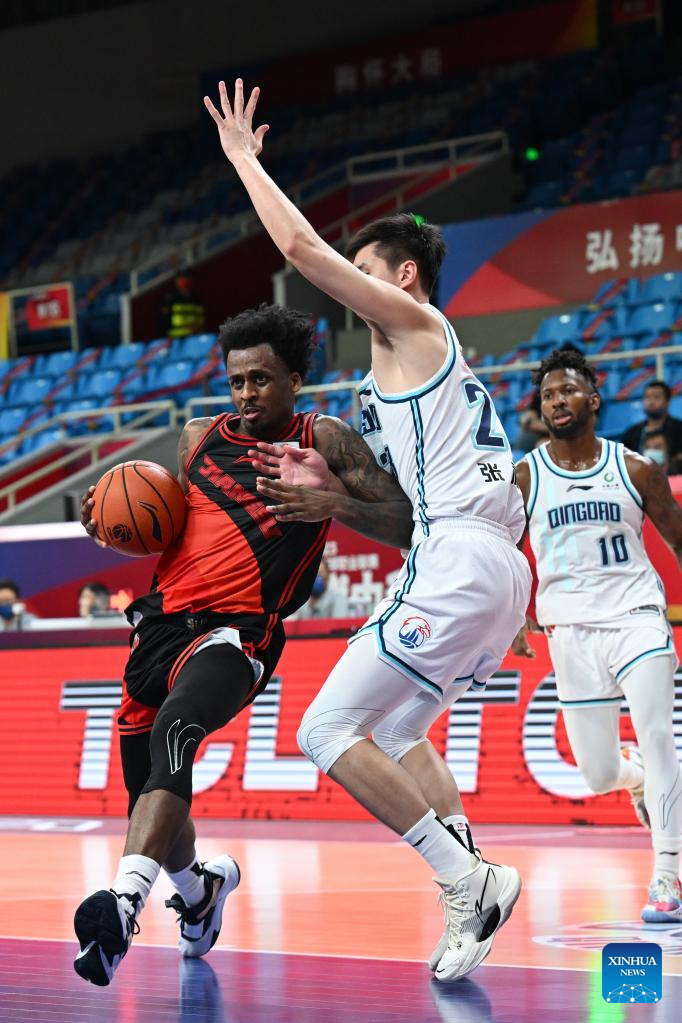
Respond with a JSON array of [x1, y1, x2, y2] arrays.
[[358, 306, 526, 541], [525, 439, 665, 625]]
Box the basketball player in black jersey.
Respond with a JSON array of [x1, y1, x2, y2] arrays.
[[73, 303, 413, 986]]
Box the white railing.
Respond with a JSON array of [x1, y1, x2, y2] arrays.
[[127, 132, 507, 303], [0, 401, 177, 513], [474, 343, 679, 382]]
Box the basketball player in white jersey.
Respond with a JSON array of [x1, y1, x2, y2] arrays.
[[513, 347, 682, 922], [205, 80, 531, 980]]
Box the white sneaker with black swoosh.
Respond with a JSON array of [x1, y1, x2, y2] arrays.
[[433, 855, 522, 983], [165, 854, 240, 958]]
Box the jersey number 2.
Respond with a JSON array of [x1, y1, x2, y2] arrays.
[[463, 382, 507, 450]]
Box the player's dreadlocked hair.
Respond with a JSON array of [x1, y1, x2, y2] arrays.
[[218, 303, 315, 380], [533, 346, 599, 393], [346, 212, 446, 295]]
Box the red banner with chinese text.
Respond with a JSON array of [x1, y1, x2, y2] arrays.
[[25, 285, 74, 331]]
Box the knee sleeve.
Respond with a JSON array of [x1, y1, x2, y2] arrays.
[[297, 705, 385, 775], [372, 724, 428, 763], [141, 640, 255, 806], [142, 699, 205, 804]]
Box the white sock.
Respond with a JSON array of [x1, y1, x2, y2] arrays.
[[441, 814, 475, 852], [111, 854, 160, 916], [166, 857, 206, 907], [402, 808, 474, 878]]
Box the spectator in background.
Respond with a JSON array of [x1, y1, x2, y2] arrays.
[[641, 430, 682, 477], [516, 392, 550, 453], [294, 558, 350, 619], [622, 381, 682, 461], [159, 272, 205, 340], [78, 581, 113, 617], [0, 580, 37, 631]]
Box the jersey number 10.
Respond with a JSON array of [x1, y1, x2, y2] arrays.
[[598, 533, 630, 566]]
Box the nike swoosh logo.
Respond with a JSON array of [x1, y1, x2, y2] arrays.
[[128, 871, 152, 884], [196, 877, 222, 920], [413, 835, 427, 848]]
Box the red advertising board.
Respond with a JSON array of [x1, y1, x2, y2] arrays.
[[25, 285, 74, 331], [2, 629, 679, 824]]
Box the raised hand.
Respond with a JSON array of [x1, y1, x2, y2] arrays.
[[80, 485, 110, 549], [248, 441, 331, 489], [204, 79, 269, 164]]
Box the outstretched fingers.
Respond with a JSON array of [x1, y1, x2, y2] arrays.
[[219, 80, 233, 120], [243, 84, 261, 123]]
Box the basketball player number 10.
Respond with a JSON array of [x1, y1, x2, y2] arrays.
[[598, 533, 629, 566]]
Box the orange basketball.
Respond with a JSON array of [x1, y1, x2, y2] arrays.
[[92, 460, 187, 557]]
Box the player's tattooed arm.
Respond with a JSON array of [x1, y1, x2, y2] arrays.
[[253, 417, 414, 548], [626, 450, 682, 569], [177, 417, 213, 493]]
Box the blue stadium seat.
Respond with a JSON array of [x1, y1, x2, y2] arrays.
[[598, 400, 642, 438], [77, 369, 123, 400], [98, 342, 146, 370], [0, 406, 28, 435], [34, 350, 78, 376], [62, 398, 113, 434], [640, 272, 682, 304], [588, 278, 641, 307], [581, 305, 629, 340], [594, 365, 626, 399], [171, 334, 218, 361], [626, 301, 678, 337], [155, 360, 198, 390], [8, 376, 55, 405], [535, 312, 583, 346]]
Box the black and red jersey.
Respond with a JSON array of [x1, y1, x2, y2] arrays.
[[127, 412, 330, 659]]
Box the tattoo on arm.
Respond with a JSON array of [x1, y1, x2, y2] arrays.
[[313, 417, 413, 547]]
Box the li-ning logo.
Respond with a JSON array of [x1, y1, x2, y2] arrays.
[[602, 942, 662, 1003], [138, 501, 162, 543], [398, 616, 431, 650], [166, 720, 206, 775]]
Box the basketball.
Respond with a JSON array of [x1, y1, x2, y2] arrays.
[[91, 460, 187, 557]]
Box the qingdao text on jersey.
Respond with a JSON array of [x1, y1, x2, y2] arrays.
[[524, 439, 666, 626]]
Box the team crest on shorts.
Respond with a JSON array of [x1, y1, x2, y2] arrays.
[[398, 616, 431, 650]]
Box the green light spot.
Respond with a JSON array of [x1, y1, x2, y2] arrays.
[[525, 147, 540, 162]]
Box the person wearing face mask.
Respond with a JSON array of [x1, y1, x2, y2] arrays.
[[0, 580, 37, 631], [622, 381, 682, 461], [642, 430, 670, 473]]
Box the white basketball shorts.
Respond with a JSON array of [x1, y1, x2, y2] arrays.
[[546, 606, 678, 707], [349, 518, 531, 700]]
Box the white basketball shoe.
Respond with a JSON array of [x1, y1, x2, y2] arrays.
[[432, 854, 522, 983], [165, 854, 240, 958]]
